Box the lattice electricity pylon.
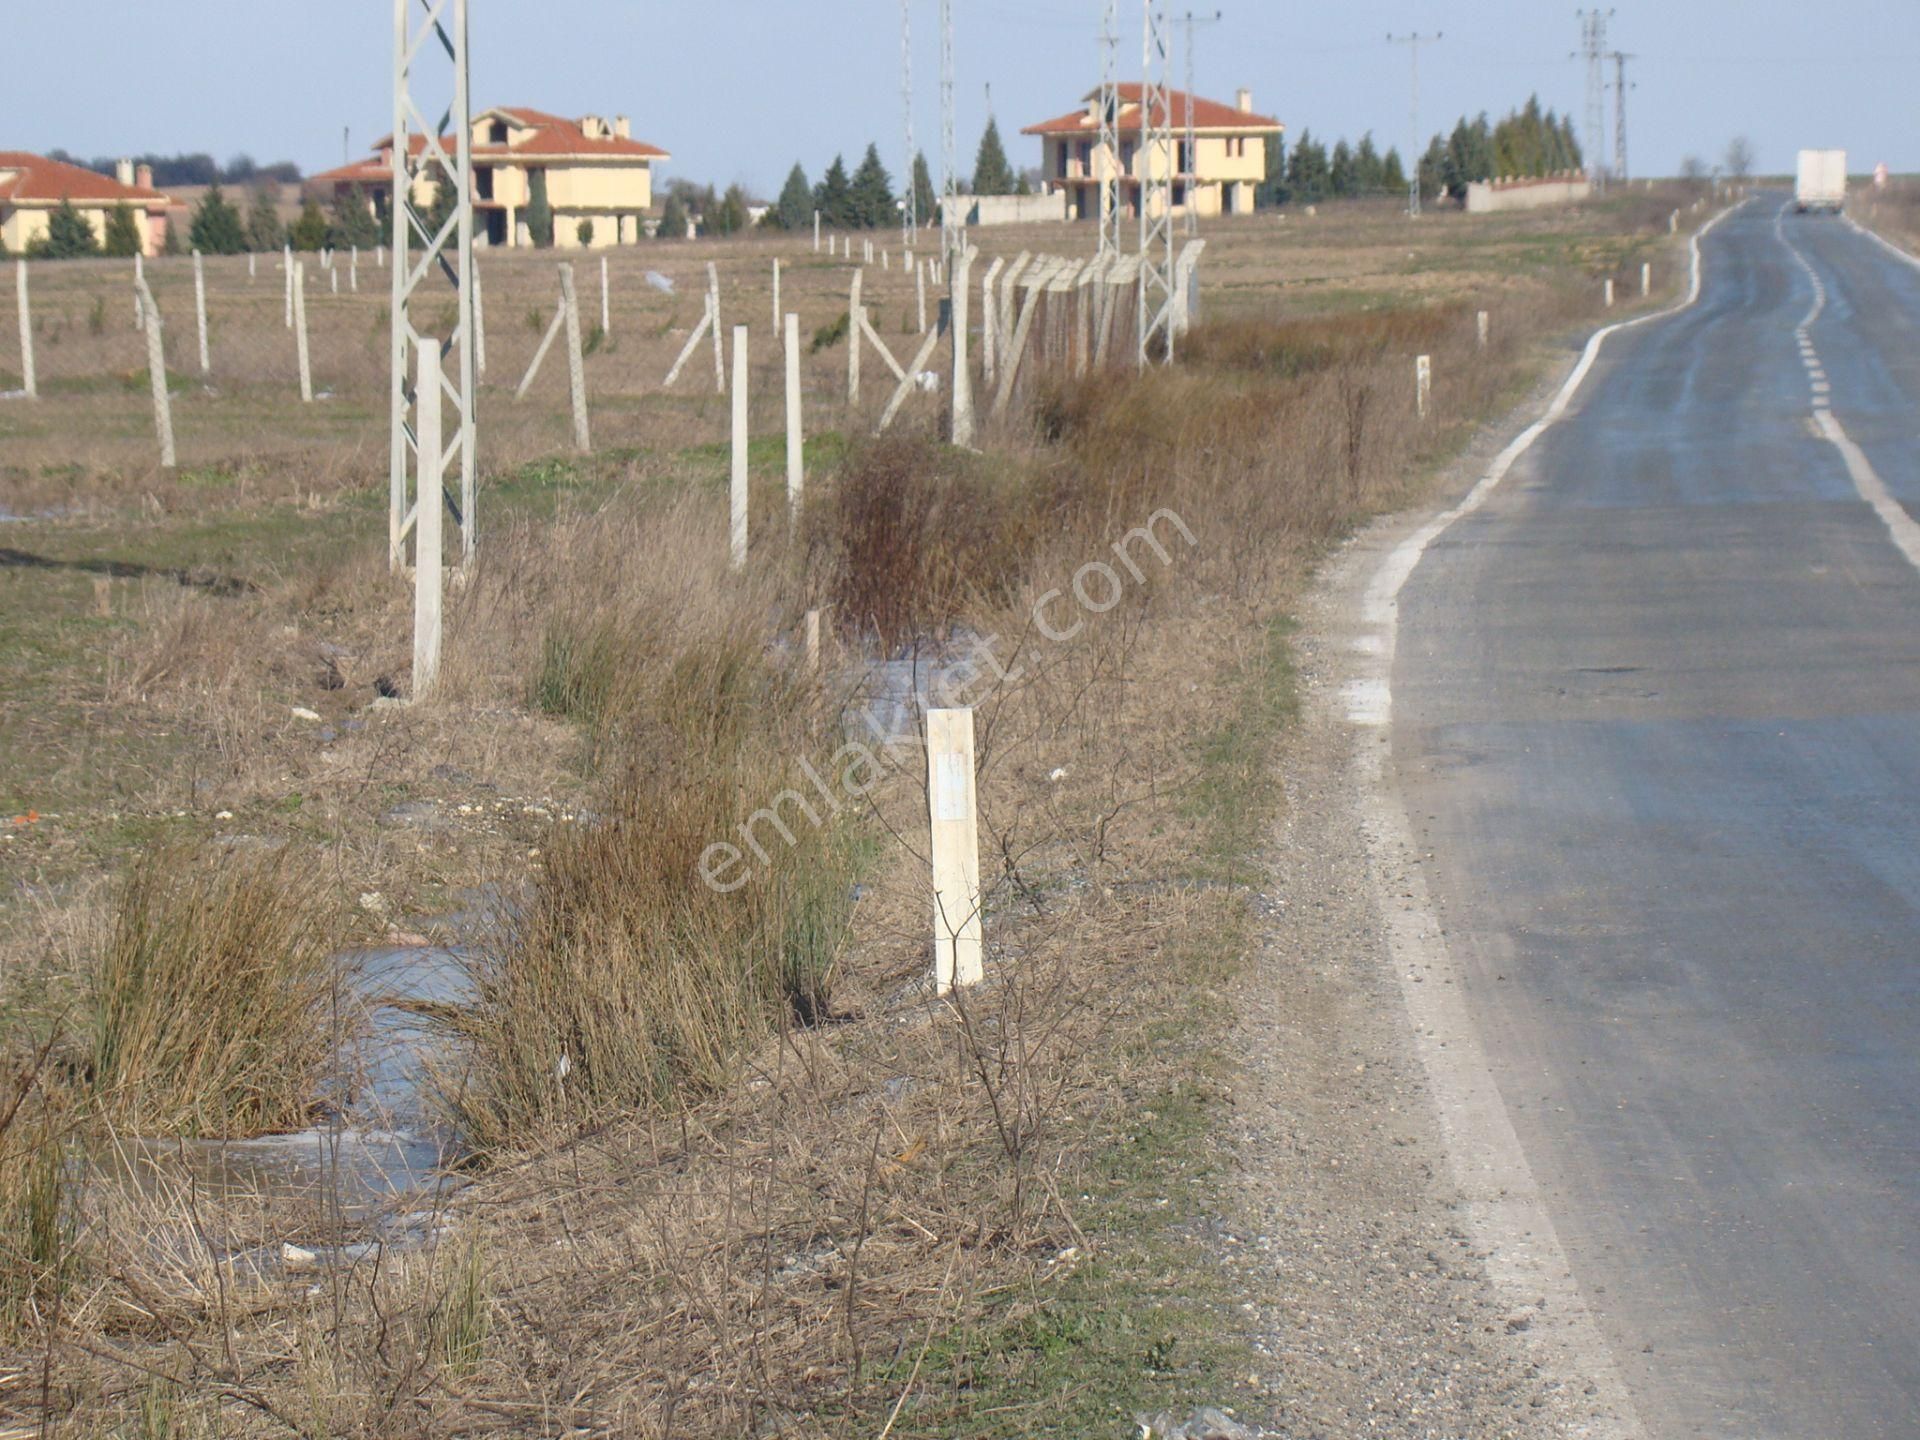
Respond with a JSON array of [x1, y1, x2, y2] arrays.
[[1179, 9, 1222, 236], [1576, 9, 1612, 196], [1098, 0, 1123, 258], [389, 0, 476, 572], [902, 0, 916, 241], [940, 0, 959, 260], [1609, 50, 1635, 184], [1137, 0, 1177, 366]]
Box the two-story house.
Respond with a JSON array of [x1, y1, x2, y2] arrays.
[[0, 154, 172, 256], [310, 106, 669, 249], [1022, 85, 1280, 222]]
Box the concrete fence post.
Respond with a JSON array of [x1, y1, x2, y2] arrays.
[[950, 244, 977, 448], [412, 338, 444, 701], [134, 279, 175, 469], [132, 254, 145, 331], [331, 265, 339, 295], [927, 706, 984, 993], [1670, 209, 1678, 233], [772, 257, 781, 340], [730, 324, 749, 570], [979, 256, 1005, 387], [848, 268, 864, 404], [559, 262, 590, 452], [192, 250, 210, 375], [1476, 309, 1489, 349], [916, 258, 928, 334], [293, 262, 313, 402], [883, 250, 890, 272], [283, 244, 293, 328], [1415, 353, 1431, 419], [377, 243, 386, 268], [784, 311, 803, 531], [707, 262, 725, 393], [600, 253, 610, 334], [813, 210, 821, 252], [350, 245, 359, 292], [15, 261, 36, 399], [1640, 262, 1651, 298], [248, 251, 256, 280], [1604, 277, 1615, 308]]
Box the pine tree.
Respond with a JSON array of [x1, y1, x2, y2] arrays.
[[1329, 139, 1356, 197], [102, 204, 142, 257], [1417, 135, 1448, 204], [813, 154, 854, 228], [657, 194, 689, 239], [290, 199, 329, 251], [711, 184, 750, 236], [773, 162, 812, 230], [189, 183, 247, 254], [971, 118, 1015, 195], [1380, 147, 1407, 194], [1257, 132, 1287, 206], [246, 186, 284, 252], [33, 199, 98, 259], [328, 184, 381, 250], [527, 169, 554, 247], [1354, 133, 1383, 193], [911, 151, 936, 227], [848, 143, 896, 228]]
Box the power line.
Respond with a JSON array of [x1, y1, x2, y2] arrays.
[[1608, 49, 1636, 183], [1386, 32, 1441, 217], [1177, 9, 1222, 236], [1575, 9, 1613, 194]]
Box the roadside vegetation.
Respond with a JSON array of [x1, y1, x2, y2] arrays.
[[0, 189, 1688, 1435]]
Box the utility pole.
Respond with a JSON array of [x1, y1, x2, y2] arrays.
[[1098, 0, 1124, 257], [1386, 32, 1441, 217], [902, 0, 916, 241], [1608, 49, 1635, 184], [941, 0, 958, 259], [1178, 9, 1223, 235], [1575, 9, 1613, 195], [389, 0, 476, 570], [1138, 0, 1176, 365]]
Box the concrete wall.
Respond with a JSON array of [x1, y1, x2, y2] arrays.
[[1464, 175, 1592, 214], [959, 192, 1069, 227]]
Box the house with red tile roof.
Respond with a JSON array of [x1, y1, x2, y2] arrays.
[[309, 106, 669, 249], [0, 154, 173, 256], [1022, 85, 1281, 223]]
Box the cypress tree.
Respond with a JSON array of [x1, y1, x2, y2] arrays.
[[774, 163, 812, 230], [526, 169, 554, 247], [290, 199, 329, 251], [813, 154, 854, 228], [36, 199, 98, 259], [1329, 139, 1356, 197], [246, 186, 284, 251], [971, 118, 1015, 195], [1353, 133, 1383, 193], [911, 151, 936, 227], [189, 183, 247, 254], [1380, 147, 1407, 194], [102, 204, 142, 257]]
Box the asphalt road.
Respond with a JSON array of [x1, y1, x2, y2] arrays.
[[1393, 199, 1920, 1438]]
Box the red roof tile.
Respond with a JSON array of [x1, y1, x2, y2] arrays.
[[0, 152, 170, 206], [1022, 85, 1280, 137], [364, 108, 669, 166]]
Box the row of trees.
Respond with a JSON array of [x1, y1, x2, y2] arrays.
[[1416, 98, 1584, 203], [8, 182, 387, 261], [45, 150, 301, 188], [1261, 130, 1409, 205], [758, 117, 1029, 234]]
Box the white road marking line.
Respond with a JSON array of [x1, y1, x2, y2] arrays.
[[1775, 204, 1920, 575]]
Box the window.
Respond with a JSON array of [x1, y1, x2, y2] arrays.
[[488, 121, 507, 145], [1057, 144, 1069, 180], [1077, 140, 1092, 176]]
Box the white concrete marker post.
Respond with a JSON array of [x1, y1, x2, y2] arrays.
[[784, 311, 803, 530], [771, 257, 780, 341], [377, 243, 385, 268], [248, 251, 256, 280], [1604, 278, 1615, 308], [559, 263, 590, 453], [1476, 309, 1489, 349], [926, 707, 984, 993], [950, 244, 976, 447], [350, 245, 359, 292], [707, 262, 725, 394], [1415, 353, 1432, 420], [135, 279, 175, 469], [813, 210, 821, 252], [730, 324, 749, 571], [1670, 209, 1678, 233], [600, 254, 610, 335], [412, 340, 444, 701], [283, 244, 293, 328], [848, 269, 864, 404], [293, 263, 313, 403], [15, 261, 36, 399], [916, 259, 928, 334], [331, 266, 339, 295], [192, 250, 209, 375], [1641, 262, 1651, 298]]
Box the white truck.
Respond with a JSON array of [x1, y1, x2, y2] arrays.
[[1795, 149, 1847, 214]]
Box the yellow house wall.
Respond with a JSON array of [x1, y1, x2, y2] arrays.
[[542, 163, 654, 213], [3, 204, 160, 256]]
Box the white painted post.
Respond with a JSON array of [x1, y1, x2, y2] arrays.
[[283, 244, 293, 328], [472, 262, 487, 377], [330, 265, 339, 295], [813, 210, 821, 252], [730, 324, 749, 571], [1670, 209, 1679, 233], [772, 257, 781, 340], [377, 243, 385, 268], [293, 262, 313, 402], [848, 268, 863, 404], [248, 251, 256, 280], [135, 280, 175, 468], [916, 258, 928, 334], [950, 245, 976, 448], [192, 250, 209, 375], [784, 311, 803, 530], [1640, 261, 1651, 297], [883, 250, 890, 272], [1476, 309, 1489, 349], [927, 707, 984, 993], [133, 254, 144, 330], [599, 253, 610, 334], [559, 263, 590, 452], [707, 262, 725, 394], [412, 339, 444, 701], [15, 261, 36, 399], [1604, 277, 1615, 308], [1415, 353, 1431, 419], [350, 245, 359, 292]]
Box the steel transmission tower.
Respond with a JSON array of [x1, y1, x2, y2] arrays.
[[1178, 10, 1223, 234], [1386, 32, 1440, 217], [902, 0, 916, 240], [1608, 50, 1635, 183], [1098, 0, 1123, 257], [389, 0, 476, 570], [1576, 9, 1612, 194], [1138, 0, 1176, 365], [940, 0, 959, 259]]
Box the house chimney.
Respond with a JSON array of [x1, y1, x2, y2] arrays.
[[115, 157, 135, 187], [135, 163, 153, 190], [614, 115, 630, 140], [1236, 87, 1253, 114]]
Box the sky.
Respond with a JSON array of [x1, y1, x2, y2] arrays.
[[12, 1, 1919, 195]]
